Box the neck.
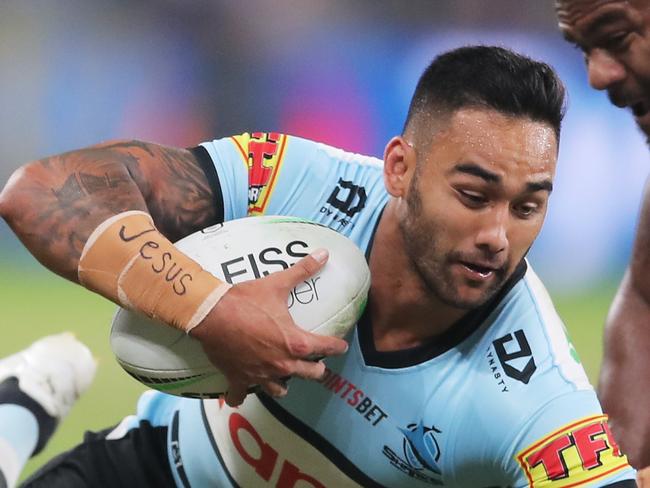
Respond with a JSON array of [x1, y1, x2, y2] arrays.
[[368, 200, 467, 352]]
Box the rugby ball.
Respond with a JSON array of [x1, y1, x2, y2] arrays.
[[110, 215, 370, 398]]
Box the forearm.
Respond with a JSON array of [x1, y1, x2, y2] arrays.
[[599, 271, 650, 468]]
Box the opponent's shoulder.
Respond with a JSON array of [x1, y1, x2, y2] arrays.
[[628, 178, 650, 300]]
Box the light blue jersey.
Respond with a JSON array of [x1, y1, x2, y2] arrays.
[[122, 133, 634, 487]]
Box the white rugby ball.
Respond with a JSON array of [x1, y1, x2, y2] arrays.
[[110, 215, 370, 398]]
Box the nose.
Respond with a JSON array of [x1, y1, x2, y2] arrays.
[[587, 49, 626, 91], [475, 206, 508, 255]]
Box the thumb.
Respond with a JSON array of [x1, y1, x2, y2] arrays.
[[276, 248, 329, 289]]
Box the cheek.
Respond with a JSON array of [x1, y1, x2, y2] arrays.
[[630, 40, 650, 80], [509, 219, 544, 257]]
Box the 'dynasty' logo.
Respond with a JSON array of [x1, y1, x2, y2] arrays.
[[383, 421, 443, 486]]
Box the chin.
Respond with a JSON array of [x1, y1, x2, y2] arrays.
[[434, 284, 493, 310], [452, 291, 492, 309]]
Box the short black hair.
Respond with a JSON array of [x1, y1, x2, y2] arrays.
[[404, 45, 566, 143]]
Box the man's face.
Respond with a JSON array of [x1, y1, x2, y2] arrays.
[[557, 0, 650, 137], [399, 109, 557, 309]]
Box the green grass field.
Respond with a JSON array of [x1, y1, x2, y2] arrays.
[[0, 261, 618, 480]]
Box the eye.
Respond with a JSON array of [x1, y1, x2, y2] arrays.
[[458, 190, 487, 208], [601, 32, 632, 51], [513, 202, 539, 219]]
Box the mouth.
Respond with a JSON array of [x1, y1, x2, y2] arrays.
[[458, 261, 498, 280]]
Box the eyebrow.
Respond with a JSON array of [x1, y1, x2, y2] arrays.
[[451, 162, 553, 193], [452, 163, 500, 183], [526, 180, 553, 194], [584, 9, 630, 38], [585, 10, 627, 35], [560, 8, 630, 46]]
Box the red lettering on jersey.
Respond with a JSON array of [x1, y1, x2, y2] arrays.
[[248, 132, 280, 188], [277, 460, 326, 488], [572, 422, 608, 470], [316, 368, 388, 426], [517, 415, 631, 487], [328, 375, 348, 394], [602, 421, 622, 457], [340, 382, 356, 400], [527, 435, 573, 479], [229, 412, 278, 481], [348, 389, 364, 407]]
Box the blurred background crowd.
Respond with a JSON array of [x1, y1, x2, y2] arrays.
[[1, 0, 648, 476], [1, 0, 648, 290]]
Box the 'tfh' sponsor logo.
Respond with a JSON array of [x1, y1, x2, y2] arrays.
[[248, 132, 281, 205], [383, 422, 443, 486], [516, 415, 629, 487]]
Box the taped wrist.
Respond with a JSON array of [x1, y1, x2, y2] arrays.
[[77, 211, 231, 332]]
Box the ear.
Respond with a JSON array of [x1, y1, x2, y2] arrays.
[[383, 136, 416, 198]]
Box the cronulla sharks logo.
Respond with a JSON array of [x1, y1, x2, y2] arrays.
[[383, 421, 443, 485]]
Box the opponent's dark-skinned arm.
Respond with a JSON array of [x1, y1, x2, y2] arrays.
[[0, 140, 347, 406], [599, 178, 650, 470]]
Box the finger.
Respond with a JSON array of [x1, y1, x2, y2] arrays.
[[225, 383, 248, 407], [306, 333, 349, 357], [291, 359, 327, 381], [275, 249, 329, 289], [260, 379, 289, 397]]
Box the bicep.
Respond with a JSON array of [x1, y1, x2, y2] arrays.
[[104, 140, 223, 241]]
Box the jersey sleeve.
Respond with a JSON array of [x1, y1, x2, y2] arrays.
[[197, 133, 256, 221], [198, 132, 349, 221], [197, 132, 387, 247], [504, 390, 635, 487]]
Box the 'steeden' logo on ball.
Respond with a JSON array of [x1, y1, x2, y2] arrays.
[[231, 132, 288, 215]]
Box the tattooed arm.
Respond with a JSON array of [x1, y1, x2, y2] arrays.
[[0, 140, 217, 282], [0, 139, 348, 406]]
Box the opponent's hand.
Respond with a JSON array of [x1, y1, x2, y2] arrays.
[[638, 466, 650, 487], [189, 249, 349, 407]]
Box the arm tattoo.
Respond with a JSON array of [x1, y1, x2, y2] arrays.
[[143, 146, 218, 242], [52, 172, 131, 204], [3, 140, 218, 281]]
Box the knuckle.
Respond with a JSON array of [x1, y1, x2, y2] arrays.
[[273, 360, 293, 377], [298, 256, 317, 274], [288, 335, 311, 357]]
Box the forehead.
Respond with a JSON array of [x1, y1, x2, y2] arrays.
[[557, 0, 639, 31], [429, 109, 557, 174]]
